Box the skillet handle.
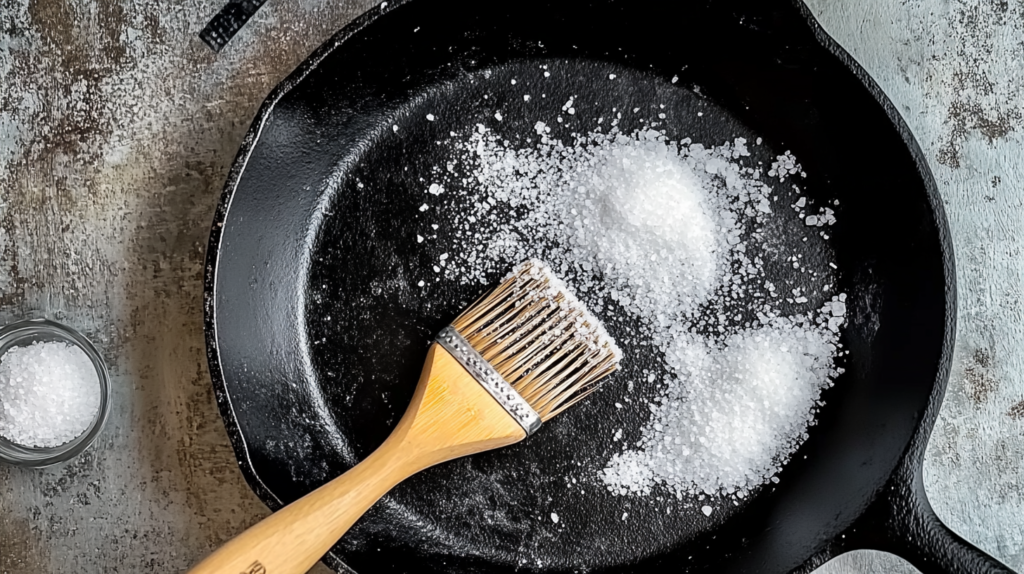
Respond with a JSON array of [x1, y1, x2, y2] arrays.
[[849, 460, 1015, 574]]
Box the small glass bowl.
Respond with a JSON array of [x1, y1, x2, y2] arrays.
[[0, 318, 111, 467]]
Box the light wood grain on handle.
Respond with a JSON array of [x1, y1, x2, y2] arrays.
[[187, 344, 527, 574]]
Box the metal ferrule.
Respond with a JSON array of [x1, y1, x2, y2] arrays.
[[435, 325, 543, 436]]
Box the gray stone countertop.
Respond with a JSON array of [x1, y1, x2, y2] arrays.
[[0, 1, 1021, 573]]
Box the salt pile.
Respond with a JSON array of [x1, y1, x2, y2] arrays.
[[602, 317, 841, 497], [413, 104, 845, 498], [0, 341, 101, 447], [572, 137, 727, 316]]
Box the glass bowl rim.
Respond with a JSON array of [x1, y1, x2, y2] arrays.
[[0, 318, 111, 468]]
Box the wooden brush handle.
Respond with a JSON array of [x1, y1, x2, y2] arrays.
[[187, 438, 414, 574], [187, 344, 527, 574]]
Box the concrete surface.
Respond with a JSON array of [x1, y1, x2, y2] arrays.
[[0, 1, 1020, 573]]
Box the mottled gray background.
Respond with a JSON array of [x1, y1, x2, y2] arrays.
[[0, 1, 1020, 573]]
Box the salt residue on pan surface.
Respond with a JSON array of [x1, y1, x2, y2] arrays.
[[415, 114, 846, 499]]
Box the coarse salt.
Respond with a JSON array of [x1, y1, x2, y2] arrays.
[[602, 316, 843, 498], [0, 341, 100, 448], [419, 106, 845, 500]]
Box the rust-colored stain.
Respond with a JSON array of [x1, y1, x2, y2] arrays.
[[933, 2, 1024, 168], [962, 348, 998, 405], [0, 510, 48, 573], [1008, 399, 1024, 421]]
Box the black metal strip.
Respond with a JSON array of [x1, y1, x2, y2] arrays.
[[200, 0, 269, 52]]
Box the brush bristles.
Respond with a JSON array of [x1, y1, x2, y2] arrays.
[[452, 259, 622, 422]]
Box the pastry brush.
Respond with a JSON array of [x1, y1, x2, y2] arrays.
[[187, 258, 621, 574]]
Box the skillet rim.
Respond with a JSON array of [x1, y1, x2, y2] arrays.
[[201, 1, 956, 572]]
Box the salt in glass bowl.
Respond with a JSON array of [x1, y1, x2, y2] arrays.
[[0, 318, 111, 467]]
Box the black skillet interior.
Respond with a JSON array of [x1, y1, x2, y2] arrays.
[[204, 1, 1012, 573]]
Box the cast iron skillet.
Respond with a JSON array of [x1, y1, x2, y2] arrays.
[[203, 0, 1017, 572]]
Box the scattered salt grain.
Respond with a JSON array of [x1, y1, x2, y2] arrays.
[[0, 341, 100, 448], [672, 75, 679, 83], [551, 512, 560, 524], [769, 151, 802, 181], [419, 203, 429, 212], [701, 506, 713, 516], [426, 113, 435, 121], [608, 74, 617, 80]]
